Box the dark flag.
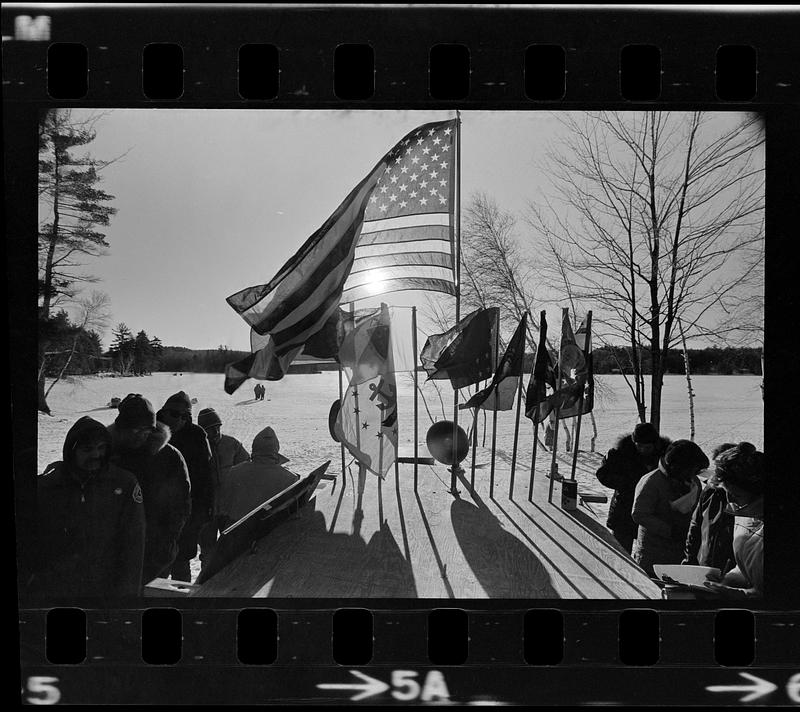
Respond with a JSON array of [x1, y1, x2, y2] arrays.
[[420, 307, 499, 389], [524, 313, 557, 423], [460, 313, 527, 411], [557, 313, 593, 419], [223, 311, 344, 394]]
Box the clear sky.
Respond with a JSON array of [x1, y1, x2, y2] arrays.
[[48, 109, 761, 351]]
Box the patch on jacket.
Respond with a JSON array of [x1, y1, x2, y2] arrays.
[[132, 483, 143, 503], [114, 488, 123, 495]]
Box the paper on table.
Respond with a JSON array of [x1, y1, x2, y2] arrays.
[[653, 564, 721, 586]]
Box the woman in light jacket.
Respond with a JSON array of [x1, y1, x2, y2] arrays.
[[631, 439, 708, 577]]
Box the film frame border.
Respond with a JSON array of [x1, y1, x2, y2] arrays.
[[5, 3, 799, 706]]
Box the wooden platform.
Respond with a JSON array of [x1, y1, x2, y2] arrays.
[[191, 451, 661, 599]]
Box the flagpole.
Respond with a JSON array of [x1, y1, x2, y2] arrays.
[[489, 317, 500, 500], [470, 406, 478, 490], [528, 310, 545, 502], [548, 307, 568, 504], [412, 306, 420, 492], [449, 111, 463, 495], [570, 311, 592, 481], [338, 362, 347, 477], [509, 362, 524, 500]]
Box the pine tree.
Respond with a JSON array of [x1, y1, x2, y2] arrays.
[[109, 323, 135, 375], [38, 109, 118, 412]]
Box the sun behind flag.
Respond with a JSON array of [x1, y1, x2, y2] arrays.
[[225, 119, 458, 391], [460, 313, 528, 411]]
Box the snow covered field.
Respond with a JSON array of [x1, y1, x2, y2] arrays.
[[36, 371, 764, 476], [34, 371, 763, 582]]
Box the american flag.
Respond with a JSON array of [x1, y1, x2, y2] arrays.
[[342, 121, 457, 304], [226, 119, 458, 383]]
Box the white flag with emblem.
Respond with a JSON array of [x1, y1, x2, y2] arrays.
[[335, 303, 397, 477]]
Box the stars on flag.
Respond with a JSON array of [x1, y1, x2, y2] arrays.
[[365, 122, 455, 221]]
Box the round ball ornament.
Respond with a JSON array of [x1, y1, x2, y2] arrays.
[[425, 420, 470, 465]]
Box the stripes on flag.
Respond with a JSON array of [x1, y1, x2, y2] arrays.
[[226, 119, 458, 375], [341, 123, 457, 305]]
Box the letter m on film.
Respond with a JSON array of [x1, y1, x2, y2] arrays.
[[13, 15, 51, 41]]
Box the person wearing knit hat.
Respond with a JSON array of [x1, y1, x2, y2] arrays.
[[595, 422, 671, 554], [631, 439, 708, 577], [157, 393, 215, 583], [217, 426, 297, 528], [108, 396, 191, 584], [195, 408, 250, 574], [113, 394, 157, 451], [704, 442, 764, 599], [31, 416, 146, 599], [682, 442, 738, 574]]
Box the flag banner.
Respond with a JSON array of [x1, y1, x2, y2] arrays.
[[226, 119, 458, 373], [556, 311, 592, 419], [460, 313, 528, 411], [335, 304, 398, 477], [420, 307, 500, 390], [524, 313, 557, 423], [223, 338, 302, 395], [341, 122, 458, 304]]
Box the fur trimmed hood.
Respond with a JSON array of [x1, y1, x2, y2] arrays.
[[107, 420, 172, 457], [612, 432, 671, 454]]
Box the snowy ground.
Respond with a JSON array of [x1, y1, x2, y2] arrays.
[[34, 371, 763, 582]]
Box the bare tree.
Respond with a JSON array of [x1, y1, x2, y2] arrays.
[[40, 291, 112, 400], [529, 111, 764, 431]]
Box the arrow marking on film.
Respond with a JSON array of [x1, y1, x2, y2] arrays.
[[317, 670, 390, 701], [706, 672, 777, 702]]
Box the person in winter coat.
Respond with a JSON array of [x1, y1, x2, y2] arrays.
[[217, 426, 298, 530], [109, 394, 191, 584], [196, 407, 250, 557], [682, 442, 737, 573], [704, 442, 764, 599], [595, 422, 671, 554], [631, 439, 708, 577], [33, 416, 146, 600], [157, 391, 214, 582]]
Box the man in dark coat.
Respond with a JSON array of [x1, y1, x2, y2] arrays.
[[196, 407, 250, 567], [157, 391, 214, 582], [595, 422, 670, 554], [682, 442, 737, 573], [109, 394, 191, 584], [34, 416, 146, 600]]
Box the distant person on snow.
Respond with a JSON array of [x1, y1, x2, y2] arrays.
[[109, 394, 191, 584], [217, 426, 298, 530], [196, 407, 250, 559], [703, 442, 764, 599], [157, 391, 214, 582], [631, 439, 707, 577], [682, 442, 738, 574], [32, 416, 146, 600], [595, 422, 671, 554]]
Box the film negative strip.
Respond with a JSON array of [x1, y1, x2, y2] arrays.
[[6, 3, 799, 706]]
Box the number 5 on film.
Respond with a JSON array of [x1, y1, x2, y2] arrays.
[[25, 677, 61, 705]]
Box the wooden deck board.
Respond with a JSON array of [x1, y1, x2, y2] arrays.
[[192, 451, 661, 599]]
